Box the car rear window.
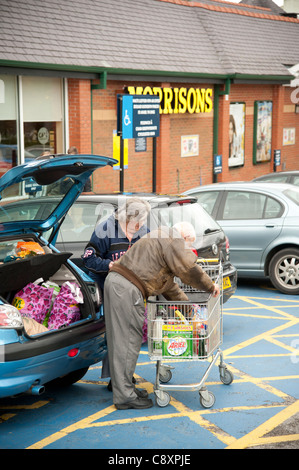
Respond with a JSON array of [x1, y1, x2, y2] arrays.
[[57, 199, 221, 247], [283, 188, 299, 205], [152, 201, 220, 240], [57, 202, 111, 243], [258, 175, 288, 183]]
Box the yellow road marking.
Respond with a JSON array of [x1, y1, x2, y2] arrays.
[[15, 292, 299, 450], [223, 319, 299, 358], [27, 404, 116, 449], [226, 399, 299, 449], [0, 413, 16, 422], [232, 296, 298, 320], [0, 400, 49, 411], [247, 433, 299, 447]]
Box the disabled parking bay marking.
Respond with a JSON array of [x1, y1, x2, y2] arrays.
[[0, 400, 49, 424], [27, 404, 116, 449], [223, 293, 299, 448], [2, 288, 298, 450]]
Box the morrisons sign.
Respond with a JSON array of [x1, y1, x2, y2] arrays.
[[126, 86, 213, 115]]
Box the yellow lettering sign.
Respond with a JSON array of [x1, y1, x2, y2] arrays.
[[126, 86, 213, 114], [179, 88, 187, 113], [163, 87, 173, 114]]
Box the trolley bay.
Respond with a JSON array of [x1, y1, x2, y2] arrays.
[[1, 278, 299, 450]]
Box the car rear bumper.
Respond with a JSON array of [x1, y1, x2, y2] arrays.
[[0, 342, 105, 398], [0, 334, 107, 398], [3, 318, 105, 361], [0, 319, 107, 398]]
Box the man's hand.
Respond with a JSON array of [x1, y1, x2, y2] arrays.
[[212, 284, 220, 297]]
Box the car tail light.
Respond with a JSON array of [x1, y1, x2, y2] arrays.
[[221, 236, 230, 262], [0, 305, 23, 329], [68, 348, 79, 357]]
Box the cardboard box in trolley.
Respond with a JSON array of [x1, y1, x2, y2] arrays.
[[162, 324, 193, 357]]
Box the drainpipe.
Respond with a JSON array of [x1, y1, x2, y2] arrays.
[[213, 84, 220, 184], [213, 78, 231, 183], [90, 72, 107, 187]]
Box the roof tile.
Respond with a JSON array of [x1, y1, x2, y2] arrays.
[[0, 0, 298, 79]]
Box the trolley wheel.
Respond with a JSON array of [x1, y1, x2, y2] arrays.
[[199, 390, 215, 408], [155, 390, 171, 407], [220, 368, 234, 385], [159, 368, 172, 384]]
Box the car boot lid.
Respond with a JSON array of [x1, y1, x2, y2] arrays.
[[0, 154, 117, 235]]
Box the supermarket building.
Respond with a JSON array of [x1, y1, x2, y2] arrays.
[[0, 0, 299, 194]]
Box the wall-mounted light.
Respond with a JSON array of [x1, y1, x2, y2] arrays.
[[295, 104, 299, 114]]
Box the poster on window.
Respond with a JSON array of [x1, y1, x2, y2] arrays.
[[255, 101, 272, 162], [229, 103, 245, 167]]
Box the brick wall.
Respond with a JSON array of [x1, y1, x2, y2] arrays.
[[67, 78, 299, 195], [68, 79, 91, 154], [282, 86, 299, 170], [219, 84, 275, 183]]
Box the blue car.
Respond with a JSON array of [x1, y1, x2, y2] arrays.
[[0, 153, 116, 398]]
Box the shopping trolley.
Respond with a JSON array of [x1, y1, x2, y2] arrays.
[[147, 260, 233, 408]]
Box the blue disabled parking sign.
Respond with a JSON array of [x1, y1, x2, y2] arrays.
[[118, 94, 160, 139], [122, 95, 134, 140], [214, 154, 222, 174]]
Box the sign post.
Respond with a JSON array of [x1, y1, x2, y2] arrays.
[[273, 149, 281, 172]]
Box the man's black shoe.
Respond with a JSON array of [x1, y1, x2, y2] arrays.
[[115, 397, 153, 410], [134, 388, 148, 398]]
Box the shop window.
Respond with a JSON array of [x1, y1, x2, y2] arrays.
[[0, 75, 66, 174], [0, 75, 18, 176], [22, 76, 64, 158]]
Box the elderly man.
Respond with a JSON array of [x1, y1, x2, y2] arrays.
[[82, 197, 151, 289], [104, 222, 220, 410], [82, 197, 151, 385]]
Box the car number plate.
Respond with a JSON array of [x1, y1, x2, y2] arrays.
[[222, 276, 231, 289]]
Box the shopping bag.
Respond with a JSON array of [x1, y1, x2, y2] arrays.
[[47, 281, 83, 329], [12, 282, 54, 324]]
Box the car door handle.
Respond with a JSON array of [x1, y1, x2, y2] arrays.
[[265, 224, 275, 228]]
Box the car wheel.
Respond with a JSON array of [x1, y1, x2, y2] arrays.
[[48, 367, 89, 388], [269, 248, 299, 295]]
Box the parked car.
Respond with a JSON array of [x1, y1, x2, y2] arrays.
[[0, 144, 36, 175], [49, 193, 237, 304], [0, 153, 117, 399], [25, 145, 55, 158], [5, 192, 237, 304], [253, 170, 299, 186], [0, 170, 237, 401], [184, 182, 299, 295]]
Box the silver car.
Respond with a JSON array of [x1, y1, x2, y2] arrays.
[[253, 170, 299, 186], [184, 182, 299, 295]]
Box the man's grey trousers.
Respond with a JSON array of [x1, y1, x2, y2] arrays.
[[104, 271, 146, 405]]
